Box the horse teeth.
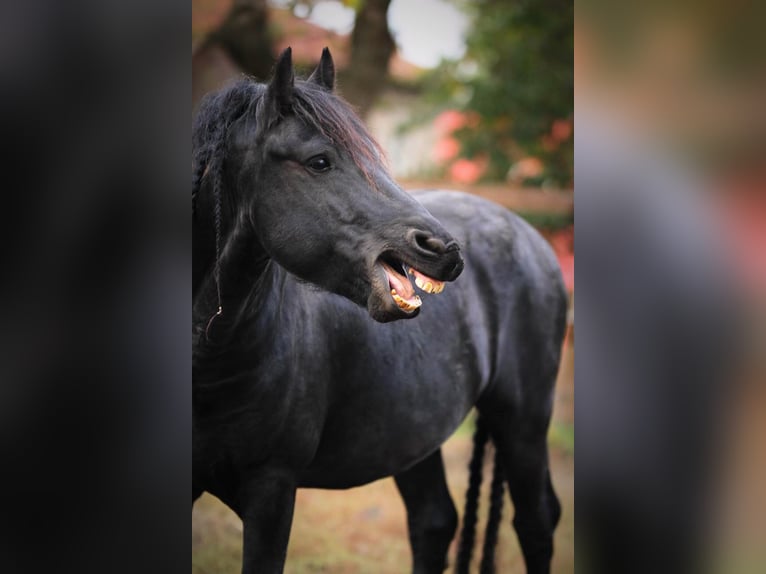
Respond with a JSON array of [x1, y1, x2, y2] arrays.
[[413, 274, 443, 294], [391, 292, 421, 312], [414, 276, 427, 292]]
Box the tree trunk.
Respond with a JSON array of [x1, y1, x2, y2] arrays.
[[339, 0, 394, 117], [208, 0, 276, 82]]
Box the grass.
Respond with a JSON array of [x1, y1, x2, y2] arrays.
[[548, 421, 574, 456]]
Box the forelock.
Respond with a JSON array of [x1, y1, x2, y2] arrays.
[[291, 81, 388, 185]]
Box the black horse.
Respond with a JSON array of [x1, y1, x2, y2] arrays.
[[193, 47, 567, 574]]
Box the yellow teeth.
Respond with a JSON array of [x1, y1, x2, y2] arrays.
[[409, 269, 445, 294], [391, 292, 422, 312]]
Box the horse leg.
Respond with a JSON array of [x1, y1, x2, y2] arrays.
[[236, 469, 297, 574], [483, 412, 560, 574], [395, 448, 458, 574]]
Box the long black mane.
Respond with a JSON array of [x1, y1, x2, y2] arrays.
[[192, 80, 264, 301]]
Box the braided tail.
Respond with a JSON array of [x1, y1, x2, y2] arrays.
[[479, 448, 505, 574], [455, 416, 489, 573], [455, 416, 507, 574]]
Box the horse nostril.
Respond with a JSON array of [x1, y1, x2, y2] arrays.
[[411, 231, 448, 255]]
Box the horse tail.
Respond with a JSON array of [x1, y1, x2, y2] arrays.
[[455, 415, 489, 573], [479, 448, 505, 573], [455, 415, 507, 574]]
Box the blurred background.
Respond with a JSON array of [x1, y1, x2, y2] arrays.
[[192, 0, 574, 572], [575, 2, 766, 573]]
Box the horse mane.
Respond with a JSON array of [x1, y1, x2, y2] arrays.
[[192, 80, 264, 303], [192, 80, 263, 211]]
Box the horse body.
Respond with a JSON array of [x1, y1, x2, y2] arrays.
[[193, 48, 565, 573], [195, 190, 563, 487]]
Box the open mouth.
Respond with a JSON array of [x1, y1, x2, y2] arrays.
[[378, 255, 446, 314]]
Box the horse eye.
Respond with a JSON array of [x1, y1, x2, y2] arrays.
[[306, 155, 331, 173]]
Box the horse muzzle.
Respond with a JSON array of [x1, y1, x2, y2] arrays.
[[366, 233, 464, 323]]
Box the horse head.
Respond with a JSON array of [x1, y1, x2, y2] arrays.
[[193, 48, 463, 323]]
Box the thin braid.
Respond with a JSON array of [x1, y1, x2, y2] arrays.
[[197, 145, 225, 337], [201, 149, 225, 338], [210, 156, 224, 312], [455, 416, 489, 574], [479, 447, 505, 574]]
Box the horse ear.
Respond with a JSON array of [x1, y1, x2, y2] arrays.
[[265, 47, 295, 116], [308, 47, 335, 91]]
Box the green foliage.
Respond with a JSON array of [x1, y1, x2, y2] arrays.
[[516, 210, 574, 231], [340, 0, 363, 10], [548, 421, 574, 455], [441, 0, 573, 186]]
